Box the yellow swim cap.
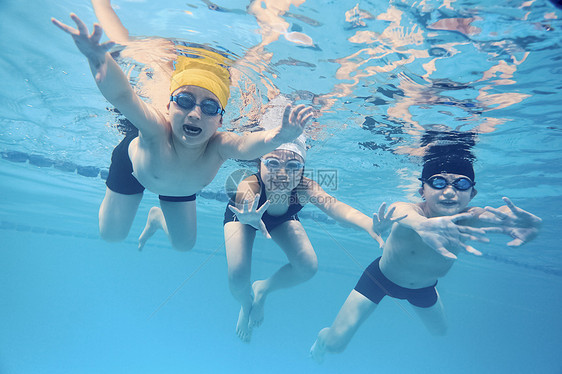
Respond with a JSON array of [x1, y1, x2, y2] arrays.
[[170, 46, 232, 109]]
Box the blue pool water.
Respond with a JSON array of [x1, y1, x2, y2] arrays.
[[1, 0, 562, 373]]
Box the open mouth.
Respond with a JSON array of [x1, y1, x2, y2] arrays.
[[183, 124, 202, 137], [440, 201, 457, 206]]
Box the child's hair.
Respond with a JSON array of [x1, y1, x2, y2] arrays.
[[421, 131, 476, 181]]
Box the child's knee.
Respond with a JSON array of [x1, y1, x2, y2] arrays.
[[170, 236, 196, 251], [295, 255, 318, 279], [228, 267, 250, 289], [99, 227, 128, 242]]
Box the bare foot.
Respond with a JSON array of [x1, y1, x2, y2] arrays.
[[310, 329, 329, 364], [138, 206, 164, 250], [236, 305, 253, 342], [249, 280, 267, 327]]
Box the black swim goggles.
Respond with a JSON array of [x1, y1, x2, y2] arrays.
[[419, 176, 475, 191], [170, 92, 224, 116], [261, 157, 305, 171]]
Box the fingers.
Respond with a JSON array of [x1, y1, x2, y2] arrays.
[[377, 202, 387, 219], [392, 214, 407, 223], [51, 17, 77, 34], [450, 212, 475, 223], [463, 244, 482, 256], [251, 194, 261, 211], [484, 206, 508, 220], [507, 238, 524, 247], [482, 227, 505, 234], [460, 232, 489, 243], [503, 197, 542, 225], [228, 204, 242, 215], [435, 246, 457, 260], [502, 197, 523, 216], [92, 23, 104, 43], [70, 13, 89, 35], [255, 199, 271, 214], [458, 225, 487, 236], [282, 104, 291, 124], [289, 104, 314, 126]]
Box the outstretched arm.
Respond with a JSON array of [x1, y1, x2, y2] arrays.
[[91, 0, 130, 44], [389, 202, 489, 259], [303, 179, 390, 247], [52, 14, 165, 139], [218, 104, 314, 161], [477, 197, 542, 246]]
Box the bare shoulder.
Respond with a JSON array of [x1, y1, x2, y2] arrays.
[[208, 131, 242, 160], [300, 176, 319, 192], [239, 174, 260, 190], [206, 131, 234, 155], [297, 176, 320, 198], [390, 201, 424, 214], [233, 174, 261, 204]]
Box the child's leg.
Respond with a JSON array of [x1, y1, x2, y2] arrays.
[[99, 187, 143, 242], [224, 222, 257, 342], [310, 290, 377, 363], [92, 0, 131, 44], [250, 220, 318, 327], [138, 199, 197, 251], [410, 290, 448, 336]]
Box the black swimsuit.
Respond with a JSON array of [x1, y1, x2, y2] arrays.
[[223, 173, 304, 233]]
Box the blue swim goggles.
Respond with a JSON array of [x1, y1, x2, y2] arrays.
[[419, 176, 475, 191], [261, 157, 305, 171], [170, 92, 224, 116]]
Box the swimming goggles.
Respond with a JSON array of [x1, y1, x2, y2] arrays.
[[419, 176, 475, 191], [170, 92, 224, 116], [261, 157, 305, 171]]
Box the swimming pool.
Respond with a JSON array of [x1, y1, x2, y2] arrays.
[[1, 0, 561, 373]]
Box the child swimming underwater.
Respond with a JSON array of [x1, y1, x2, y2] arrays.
[[52, 8, 314, 251], [222, 97, 402, 342], [310, 144, 542, 363]]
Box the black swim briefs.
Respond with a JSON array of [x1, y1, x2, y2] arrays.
[[354, 257, 438, 308]]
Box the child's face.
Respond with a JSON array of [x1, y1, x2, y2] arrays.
[[168, 85, 223, 145], [419, 173, 477, 217], [259, 150, 304, 194]]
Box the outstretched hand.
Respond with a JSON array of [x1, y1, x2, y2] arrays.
[[370, 202, 407, 248], [277, 104, 314, 143], [416, 212, 489, 259], [228, 194, 271, 239], [51, 13, 115, 81], [480, 197, 542, 246]]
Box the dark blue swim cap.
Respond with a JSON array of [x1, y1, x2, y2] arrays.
[[422, 157, 475, 181]]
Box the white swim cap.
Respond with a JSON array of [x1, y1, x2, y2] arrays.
[[260, 95, 307, 160]]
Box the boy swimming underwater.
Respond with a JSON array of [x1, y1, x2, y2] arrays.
[[310, 146, 542, 363], [52, 11, 313, 251]]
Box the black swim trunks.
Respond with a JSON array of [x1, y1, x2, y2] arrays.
[[105, 133, 196, 202], [223, 173, 303, 233], [354, 257, 438, 308]]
